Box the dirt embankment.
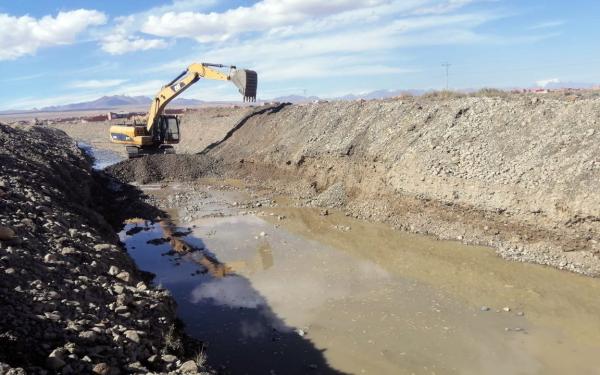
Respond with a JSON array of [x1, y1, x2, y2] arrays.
[[109, 96, 600, 276], [0, 124, 205, 374]]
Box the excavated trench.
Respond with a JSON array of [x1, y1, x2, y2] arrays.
[[35, 95, 600, 373], [107, 97, 600, 277], [112, 179, 600, 375]]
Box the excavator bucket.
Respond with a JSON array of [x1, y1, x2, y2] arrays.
[[231, 69, 257, 102]]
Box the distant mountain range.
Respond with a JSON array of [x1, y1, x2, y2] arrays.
[[271, 89, 426, 103], [12, 90, 421, 112], [270, 95, 320, 103], [36, 95, 204, 112], [335, 89, 426, 100], [3, 81, 599, 114], [268, 83, 599, 103], [539, 81, 597, 90]]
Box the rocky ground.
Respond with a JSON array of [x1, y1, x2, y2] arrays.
[[0, 124, 208, 374], [107, 95, 600, 277]]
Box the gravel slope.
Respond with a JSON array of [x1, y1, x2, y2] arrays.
[[0, 124, 205, 374], [209, 97, 600, 275]]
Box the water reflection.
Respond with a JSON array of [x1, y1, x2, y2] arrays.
[[121, 219, 347, 375], [226, 241, 274, 275], [77, 141, 124, 169], [159, 219, 232, 278], [191, 277, 264, 308]]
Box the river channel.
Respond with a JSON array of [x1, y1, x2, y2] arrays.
[[119, 183, 600, 375]]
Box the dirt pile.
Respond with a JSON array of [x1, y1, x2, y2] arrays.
[[177, 106, 255, 154], [0, 124, 204, 374], [107, 105, 288, 183], [108, 96, 600, 276], [108, 154, 221, 184]]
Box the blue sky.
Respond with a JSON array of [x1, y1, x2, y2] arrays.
[[1, 0, 599, 110]]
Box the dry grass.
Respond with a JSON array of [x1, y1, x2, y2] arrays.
[[473, 88, 510, 98], [161, 324, 183, 354], [194, 345, 207, 368], [421, 90, 466, 100]]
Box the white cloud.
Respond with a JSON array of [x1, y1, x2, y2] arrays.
[[67, 79, 127, 89], [413, 0, 475, 15], [0, 73, 45, 82], [101, 34, 168, 55], [260, 61, 414, 81], [133, 0, 504, 85], [193, 10, 494, 82], [0, 9, 107, 60], [110, 80, 165, 96], [2, 0, 561, 109], [152, 0, 218, 13], [141, 0, 389, 42], [191, 277, 266, 308], [98, 1, 218, 55], [536, 78, 560, 87], [529, 20, 564, 30], [100, 15, 168, 55]]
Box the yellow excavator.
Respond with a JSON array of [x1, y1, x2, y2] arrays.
[[109, 63, 257, 158]]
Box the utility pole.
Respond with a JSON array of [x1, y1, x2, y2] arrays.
[[442, 62, 451, 90]]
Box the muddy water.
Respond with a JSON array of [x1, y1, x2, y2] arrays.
[[120, 186, 600, 375], [78, 142, 124, 169]]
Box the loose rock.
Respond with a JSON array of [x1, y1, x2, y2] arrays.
[[92, 363, 111, 375], [0, 226, 15, 241], [179, 360, 198, 373]]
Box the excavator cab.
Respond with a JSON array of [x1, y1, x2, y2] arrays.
[[155, 115, 180, 144]]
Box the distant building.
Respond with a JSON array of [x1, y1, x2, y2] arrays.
[[84, 114, 109, 122], [108, 112, 128, 120], [164, 108, 185, 115]]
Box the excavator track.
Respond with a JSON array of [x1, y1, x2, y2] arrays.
[[126, 145, 176, 159]]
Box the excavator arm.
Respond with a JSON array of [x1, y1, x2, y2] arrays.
[[146, 63, 257, 131]]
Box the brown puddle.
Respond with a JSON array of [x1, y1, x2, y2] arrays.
[[121, 184, 600, 375]]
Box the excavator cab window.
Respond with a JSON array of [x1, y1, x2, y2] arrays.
[[155, 115, 180, 143], [166, 117, 180, 142]]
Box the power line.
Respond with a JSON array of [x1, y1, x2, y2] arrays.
[[442, 62, 451, 90]]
